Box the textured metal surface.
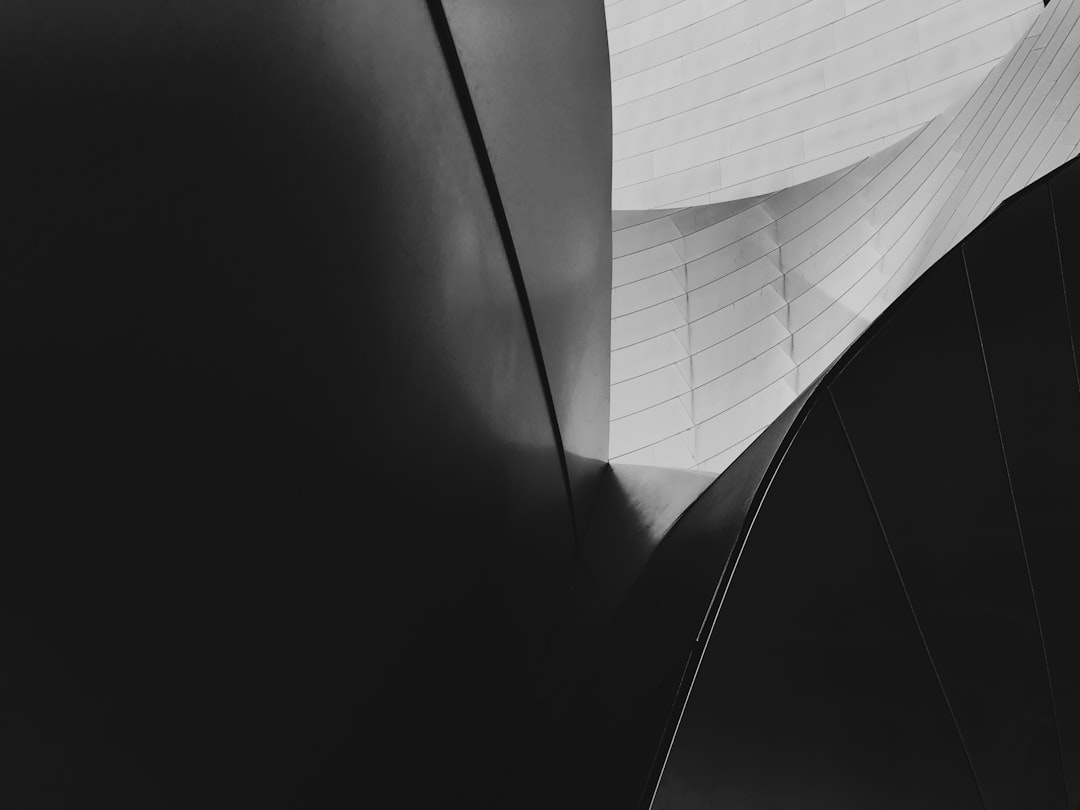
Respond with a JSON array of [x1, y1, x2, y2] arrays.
[[606, 0, 1041, 206], [442, 0, 613, 529], [609, 0, 1080, 473], [0, 1, 588, 805]]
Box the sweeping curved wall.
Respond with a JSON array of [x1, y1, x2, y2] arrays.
[[650, 152, 1080, 810], [1, 1, 612, 805], [610, 0, 1080, 472], [607, 0, 1042, 207]]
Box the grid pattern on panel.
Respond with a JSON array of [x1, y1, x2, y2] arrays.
[[606, 0, 1043, 207], [610, 0, 1080, 473]]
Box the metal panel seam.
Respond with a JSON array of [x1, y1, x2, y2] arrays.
[[424, 0, 581, 544], [827, 386, 989, 810], [960, 244, 1070, 808]]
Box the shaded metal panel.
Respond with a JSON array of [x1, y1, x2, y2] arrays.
[[440, 0, 614, 529], [580, 464, 715, 612], [498, 463, 714, 809], [526, 463, 716, 705], [964, 185, 1080, 809], [608, 0, 1041, 206], [609, 0, 1080, 476], [0, 1, 573, 806], [1050, 159, 1080, 398], [502, 381, 819, 809], [831, 250, 1066, 810], [652, 398, 984, 810], [646, 158, 1080, 810]]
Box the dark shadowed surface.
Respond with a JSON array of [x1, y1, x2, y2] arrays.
[[652, 398, 984, 810], [532, 462, 717, 695], [1048, 159, 1080, 810], [499, 382, 820, 810], [964, 185, 1080, 810], [1051, 159, 1080, 379], [831, 249, 1064, 810], [441, 0, 614, 531], [4, 3, 1079, 809], [0, 2, 581, 806], [649, 160, 1080, 810]]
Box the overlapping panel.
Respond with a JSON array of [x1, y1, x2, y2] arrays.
[[606, 0, 1042, 207], [442, 0, 613, 528], [651, 398, 983, 810], [651, 156, 1080, 810], [963, 185, 1080, 809], [610, 0, 1080, 472], [502, 383, 818, 809], [830, 250, 1065, 810], [496, 462, 714, 809]]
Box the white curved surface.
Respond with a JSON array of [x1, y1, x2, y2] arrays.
[[606, 0, 1043, 207], [610, 0, 1080, 473]]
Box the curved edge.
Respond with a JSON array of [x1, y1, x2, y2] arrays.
[[425, 0, 583, 541], [642, 146, 1080, 809], [610, 0, 1080, 476]]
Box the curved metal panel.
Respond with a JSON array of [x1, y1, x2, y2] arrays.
[[441, 0, 614, 527], [831, 248, 1065, 810], [1048, 161, 1080, 810], [610, 0, 1080, 474], [1051, 159, 1080, 376], [650, 153, 1080, 810], [652, 398, 984, 810], [502, 380, 820, 809], [964, 184, 1080, 810], [0, 1, 575, 806], [608, 0, 1042, 206]]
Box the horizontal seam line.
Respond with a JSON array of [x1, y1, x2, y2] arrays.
[[613, 52, 1001, 169], [609, 8, 1070, 463], [613, 1, 1018, 128]]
